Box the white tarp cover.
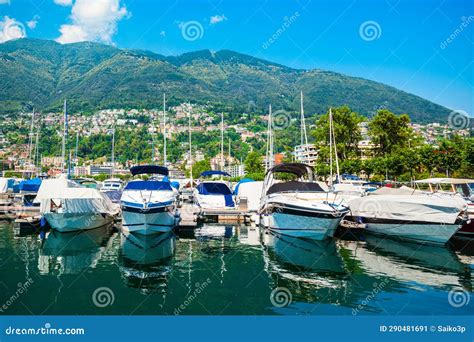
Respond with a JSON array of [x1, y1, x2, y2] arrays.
[[236, 181, 263, 211], [371, 185, 425, 196], [35, 175, 117, 215], [0, 178, 8, 193], [348, 193, 467, 224]]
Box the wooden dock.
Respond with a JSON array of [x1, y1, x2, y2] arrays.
[[178, 203, 198, 228]]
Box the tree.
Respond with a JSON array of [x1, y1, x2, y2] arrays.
[[191, 159, 211, 179], [244, 151, 264, 174], [369, 110, 413, 156], [313, 106, 364, 160]]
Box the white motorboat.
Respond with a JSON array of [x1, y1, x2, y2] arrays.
[[34, 175, 118, 232], [100, 178, 124, 192], [259, 163, 349, 240], [120, 165, 180, 235], [348, 186, 468, 245], [193, 171, 235, 210]]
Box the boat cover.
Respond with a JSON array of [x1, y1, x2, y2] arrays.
[[196, 182, 234, 207], [371, 186, 424, 196], [35, 175, 116, 215], [200, 170, 231, 177], [233, 178, 254, 195], [348, 193, 467, 224], [267, 181, 325, 195], [414, 178, 474, 185], [130, 165, 169, 176], [235, 181, 263, 211], [19, 178, 42, 193]]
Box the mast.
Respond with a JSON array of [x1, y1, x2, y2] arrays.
[[27, 108, 35, 175], [331, 108, 340, 181], [220, 112, 224, 172], [329, 108, 333, 186], [188, 108, 193, 185], [163, 93, 167, 167], [300, 92, 308, 147], [34, 124, 40, 177], [267, 104, 274, 171], [61, 99, 68, 174], [111, 123, 115, 177], [74, 131, 79, 169]]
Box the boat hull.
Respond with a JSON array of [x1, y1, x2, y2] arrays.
[[122, 207, 177, 235], [454, 219, 474, 239], [268, 213, 342, 240], [364, 220, 463, 245], [44, 212, 113, 233]]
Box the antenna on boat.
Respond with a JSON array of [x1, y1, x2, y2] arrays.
[[163, 93, 167, 168]]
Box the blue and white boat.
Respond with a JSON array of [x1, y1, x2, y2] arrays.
[[193, 171, 235, 210], [121, 165, 180, 235]]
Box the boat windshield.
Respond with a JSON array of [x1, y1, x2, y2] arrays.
[[267, 181, 325, 195], [124, 181, 173, 191]]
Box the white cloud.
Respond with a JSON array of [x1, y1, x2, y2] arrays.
[[0, 0, 11, 5], [160, 30, 166, 37], [56, 0, 129, 44], [54, 0, 73, 6], [27, 15, 40, 29], [210, 14, 227, 25], [0, 16, 26, 43]]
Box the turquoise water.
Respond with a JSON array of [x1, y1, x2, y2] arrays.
[[0, 221, 472, 315]]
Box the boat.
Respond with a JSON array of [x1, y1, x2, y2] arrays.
[[259, 163, 350, 240], [348, 186, 468, 245], [18, 177, 42, 206], [100, 178, 124, 192], [193, 171, 235, 210], [234, 179, 262, 222], [120, 165, 180, 235], [34, 174, 118, 232], [413, 178, 474, 239]]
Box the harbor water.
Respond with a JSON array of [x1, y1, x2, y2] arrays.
[[0, 221, 472, 315]]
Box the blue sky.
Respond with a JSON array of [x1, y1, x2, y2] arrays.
[[1, 0, 473, 116]]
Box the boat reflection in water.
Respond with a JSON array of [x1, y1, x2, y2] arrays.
[[38, 225, 114, 275], [194, 224, 236, 241], [262, 230, 350, 308], [341, 235, 469, 290], [119, 230, 176, 294]]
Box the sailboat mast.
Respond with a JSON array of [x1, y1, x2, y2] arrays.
[[220, 112, 224, 172], [329, 108, 333, 186], [188, 108, 193, 184], [111, 123, 115, 177], [332, 109, 340, 181], [163, 93, 167, 167], [61, 99, 67, 174], [27, 108, 35, 174], [34, 124, 40, 177], [300, 91, 308, 146], [268, 104, 274, 170]]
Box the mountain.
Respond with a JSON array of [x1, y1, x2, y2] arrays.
[[0, 38, 451, 122]]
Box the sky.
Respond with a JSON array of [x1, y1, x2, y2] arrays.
[[0, 0, 473, 116]]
